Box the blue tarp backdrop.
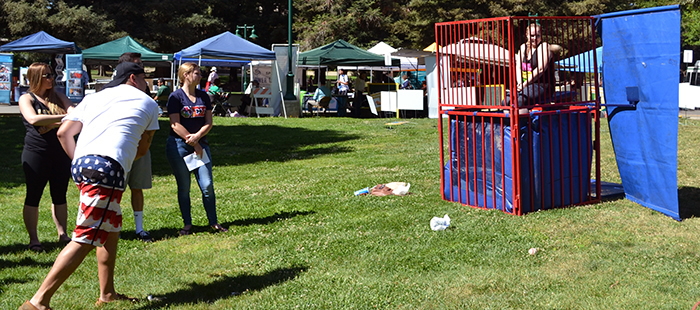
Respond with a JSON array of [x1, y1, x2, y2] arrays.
[[597, 5, 681, 220]]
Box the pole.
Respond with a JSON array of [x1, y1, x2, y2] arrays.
[[243, 26, 247, 92], [284, 0, 296, 100], [237, 24, 256, 91]]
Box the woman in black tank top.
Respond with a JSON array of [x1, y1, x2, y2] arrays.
[[507, 24, 555, 108], [18, 62, 74, 251]]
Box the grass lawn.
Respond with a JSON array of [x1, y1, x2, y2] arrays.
[[1, 115, 699, 309]]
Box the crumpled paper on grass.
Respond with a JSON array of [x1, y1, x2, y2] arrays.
[[430, 214, 450, 231]]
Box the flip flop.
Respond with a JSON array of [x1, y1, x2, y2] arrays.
[[19, 300, 51, 310], [28, 244, 44, 252], [95, 293, 138, 306]]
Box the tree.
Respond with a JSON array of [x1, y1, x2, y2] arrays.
[[294, 0, 409, 50], [2, 0, 118, 48], [0, 0, 694, 58]]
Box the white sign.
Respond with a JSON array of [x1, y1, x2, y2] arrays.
[[252, 66, 272, 88], [684, 50, 693, 64]]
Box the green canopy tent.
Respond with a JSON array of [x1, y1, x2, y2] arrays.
[[82, 36, 172, 67], [299, 39, 400, 88], [298, 39, 399, 66]]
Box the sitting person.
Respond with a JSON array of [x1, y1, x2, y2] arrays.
[[208, 78, 222, 95], [505, 23, 554, 107], [400, 74, 412, 89], [306, 78, 332, 112], [207, 78, 234, 116]]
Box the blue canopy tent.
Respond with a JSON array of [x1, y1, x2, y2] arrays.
[[0, 31, 81, 103], [173, 31, 275, 61], [175, 58, 250, 68], [172, 31, 276, 91], [0, 31, 80, 54], [556, 46, 603, 73]]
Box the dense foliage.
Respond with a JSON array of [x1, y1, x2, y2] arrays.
[[0, 0, 696, 52]]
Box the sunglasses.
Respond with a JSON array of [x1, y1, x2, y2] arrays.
[[42, 73, 54, 78]]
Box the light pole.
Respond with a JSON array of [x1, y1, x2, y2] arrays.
[[236, 24, 258, 91], [235, 24, 258, 40], [283, 0, 296, 100]]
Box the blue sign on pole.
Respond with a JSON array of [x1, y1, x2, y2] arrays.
[[0, 53, 13, 104], [65, 54, 83, 102]]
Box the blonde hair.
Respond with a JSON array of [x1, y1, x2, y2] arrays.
[[178, 62, 199, 85], [26, 63, 65, 115]]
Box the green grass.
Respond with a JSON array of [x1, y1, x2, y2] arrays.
[[1, 115, 699, 309]]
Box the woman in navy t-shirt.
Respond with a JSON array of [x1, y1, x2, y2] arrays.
[[165, 62, 228, 235]]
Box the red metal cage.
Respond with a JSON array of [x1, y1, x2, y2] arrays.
[[436, 16, 601, 215]]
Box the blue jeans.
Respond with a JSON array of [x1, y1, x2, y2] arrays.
[[165, 136, 218, 226]]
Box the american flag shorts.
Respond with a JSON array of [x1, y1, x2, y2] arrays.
[[70, 155, 125, 247]]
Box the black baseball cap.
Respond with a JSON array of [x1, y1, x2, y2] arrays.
[[104, 62, 145, 89]]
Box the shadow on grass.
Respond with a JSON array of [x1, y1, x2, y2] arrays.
[[150, 121, 359, 176], [120, 225, 230, 242], [225, 210, 315, 227], [679, 186, 700, 219], [0, 118, 359, 188], [134, 266, 307, 310], [120, 210, 315, 242], [0, 241, 71, 257], [0, 256, 53, 270]]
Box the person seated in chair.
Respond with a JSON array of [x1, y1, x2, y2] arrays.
[[208, 79, 233, 116], [207, 78, 222, 95], [306, 78, 332, 112], [400, 74, 412, 89], [207, 78, 222, 107]]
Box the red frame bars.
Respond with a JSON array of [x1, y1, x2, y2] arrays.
[[437, 16, 601, 215]]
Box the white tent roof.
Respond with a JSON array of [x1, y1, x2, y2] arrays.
[[368, 42, 398, 55], [366, 42, 423, 70]]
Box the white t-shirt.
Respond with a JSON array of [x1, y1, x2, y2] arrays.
[[64, 84, 160, 173], [338, 74, 349, 92]]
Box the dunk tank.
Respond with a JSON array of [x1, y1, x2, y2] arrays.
[[436, 16, 602, 215]]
